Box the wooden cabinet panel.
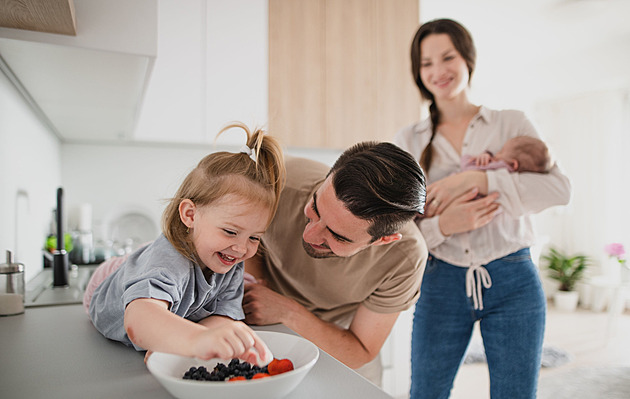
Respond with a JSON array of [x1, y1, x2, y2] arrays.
[[269, 0, 420, 149], [325, 0, 376, 148], [0, 0, 76, 35], [269, 0, 326, 148], [374, 0, 423, 145]]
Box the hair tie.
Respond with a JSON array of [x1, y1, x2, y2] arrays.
[[239, 145, 256, 162]]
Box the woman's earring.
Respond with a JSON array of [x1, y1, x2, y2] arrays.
[[186, 227, 190, 234]]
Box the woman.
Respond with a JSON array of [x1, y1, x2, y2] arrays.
[[394, 19, 571, 399]]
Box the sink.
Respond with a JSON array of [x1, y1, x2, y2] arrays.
[[25, 265, 97, 307]]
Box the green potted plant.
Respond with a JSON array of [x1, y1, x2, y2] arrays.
[[542, 247, 590, 311]]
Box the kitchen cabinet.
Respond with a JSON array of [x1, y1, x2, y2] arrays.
[[134, 0, 268, 146], [268, 0, 421, 149], [0, 0, 157, 142]]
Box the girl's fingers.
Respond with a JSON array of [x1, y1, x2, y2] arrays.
[[250, 334, 273, 366], [232, 327, 272, 366]]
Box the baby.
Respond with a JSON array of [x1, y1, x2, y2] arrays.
[[461, 136, 553, 173]]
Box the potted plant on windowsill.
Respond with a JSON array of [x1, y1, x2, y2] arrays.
[[542, 248, 590, 311]]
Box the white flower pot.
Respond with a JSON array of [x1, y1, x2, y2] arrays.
[[554, 290, 579, 312]]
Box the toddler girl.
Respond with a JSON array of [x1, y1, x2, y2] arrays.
[[83, 122, 285, 365]]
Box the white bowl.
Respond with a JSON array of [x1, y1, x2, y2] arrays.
[[146, 331, 319, 399]]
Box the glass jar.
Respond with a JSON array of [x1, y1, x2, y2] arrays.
[[0, 250, 25, 316]]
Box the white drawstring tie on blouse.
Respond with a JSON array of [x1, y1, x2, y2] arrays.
[[466, 264, 492, 310]]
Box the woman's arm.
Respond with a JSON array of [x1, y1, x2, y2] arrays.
[[486, 164, 571, 218], [418, 187, 500, 250], [424, 170, 488, 218], [425, 164, 571, 220]]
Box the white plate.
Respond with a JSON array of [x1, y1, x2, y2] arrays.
[[104, 207, 157, 248], [146, 331, 319, 399]]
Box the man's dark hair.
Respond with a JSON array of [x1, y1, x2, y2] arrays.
[[327, 141, 426, 241]]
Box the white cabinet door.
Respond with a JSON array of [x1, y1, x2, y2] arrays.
[[135, 0, 268, 146], [134, 0, 205, 144]]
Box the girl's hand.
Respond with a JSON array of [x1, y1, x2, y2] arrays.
[[425, 170, 487, 217], [192, 321, 273, 366], [437, 188, 500, 236]]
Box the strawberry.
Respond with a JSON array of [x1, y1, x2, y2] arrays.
[[252, 372, 271, 379], [228, 376, 246, 382], [267, 358, 294, 375]]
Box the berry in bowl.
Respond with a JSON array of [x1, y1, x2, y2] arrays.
[[146, 331, 319, 399]]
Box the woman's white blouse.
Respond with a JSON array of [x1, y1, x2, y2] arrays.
[[394, 106, 571, 269]]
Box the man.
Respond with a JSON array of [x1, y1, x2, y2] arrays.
[[243, 141, 428, 384]]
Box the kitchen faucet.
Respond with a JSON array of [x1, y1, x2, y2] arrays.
[[53, 187, 69, 287]]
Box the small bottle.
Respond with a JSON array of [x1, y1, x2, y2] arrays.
[[0, 250, 25, 316]]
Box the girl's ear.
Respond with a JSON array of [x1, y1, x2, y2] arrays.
[[179, 199, 196, 228]]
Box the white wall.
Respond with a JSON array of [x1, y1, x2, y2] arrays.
[[0, 71, 62, 283]]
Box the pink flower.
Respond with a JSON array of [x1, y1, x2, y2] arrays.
[[605, 243, 626, 260]]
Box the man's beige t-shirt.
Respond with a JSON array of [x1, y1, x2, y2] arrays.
[[260, 156, 428, 326]]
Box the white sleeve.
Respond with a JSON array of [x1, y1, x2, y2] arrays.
[[486, 163, 571, 218], [417, 216, 448, 250]]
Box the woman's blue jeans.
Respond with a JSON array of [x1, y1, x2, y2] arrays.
[[410, 248, 546, 399]]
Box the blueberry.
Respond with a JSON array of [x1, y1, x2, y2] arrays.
[[239, 362, 251, 372]]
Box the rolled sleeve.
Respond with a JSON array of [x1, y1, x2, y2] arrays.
[[418, 216, 448, 250], [122, 271, 179, 310], [487, 164, 571, 218]]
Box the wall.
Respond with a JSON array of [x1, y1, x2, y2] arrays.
[[0, 71, 62, 283], [534, 90, 630, 278]]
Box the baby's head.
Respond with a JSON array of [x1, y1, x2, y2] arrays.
[[495, 136, 553, 173], [162, 123, 286, 270]]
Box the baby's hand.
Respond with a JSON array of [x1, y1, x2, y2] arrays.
[[475, 153, 492, 166], [192, 321, 273, 367]]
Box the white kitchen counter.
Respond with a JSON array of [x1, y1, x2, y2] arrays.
[[0, 305, 393, 399]]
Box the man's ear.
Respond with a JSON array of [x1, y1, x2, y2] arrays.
[[179, 199, 196, 228], [371, 233, 402, 247]]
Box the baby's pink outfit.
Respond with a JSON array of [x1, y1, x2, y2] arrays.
[[82, 254, 129, 314], [460, 154, 515, 172]]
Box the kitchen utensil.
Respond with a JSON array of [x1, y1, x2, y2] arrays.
[[0, 250, 25, 316], [146, 331, 319, 399]]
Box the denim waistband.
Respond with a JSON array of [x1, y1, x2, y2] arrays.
[[431, 247, 531, 311]]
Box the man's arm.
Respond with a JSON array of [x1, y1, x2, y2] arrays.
[[242, 282, 398, 369], [244, 253, 266, 280]]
